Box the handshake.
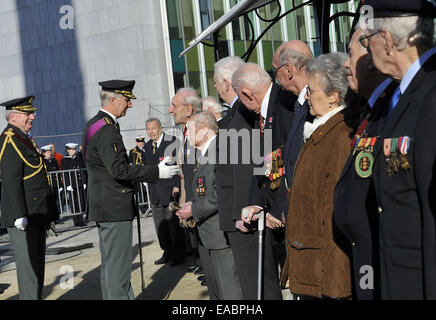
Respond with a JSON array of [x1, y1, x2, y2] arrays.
[[158, 157, 180, 179]]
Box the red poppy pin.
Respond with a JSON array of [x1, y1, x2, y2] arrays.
[[269, 117, 273, 124]]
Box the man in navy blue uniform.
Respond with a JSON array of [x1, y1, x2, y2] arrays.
[[363, 0, 436, 299]]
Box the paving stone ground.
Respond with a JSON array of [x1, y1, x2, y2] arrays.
[[0, 215, 209, 300]]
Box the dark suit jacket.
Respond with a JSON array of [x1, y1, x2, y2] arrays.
[[250, 83, 297, 219], [219, 99, 239, 129], [333, 80, 398, 300], [191, 147, 228, 250], [143, 133, 181, 206], [284, 100, 312, 188], [215, 99, 257, 232], [82, 111, 159, 222], [371, 53, 436, 299], [0, 124, 58, 227]]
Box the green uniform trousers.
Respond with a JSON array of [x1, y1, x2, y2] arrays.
[[7, 226, 47, 300], [97, 220, 135, 300]]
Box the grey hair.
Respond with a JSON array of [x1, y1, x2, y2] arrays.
[[232, 63, 272, 92], [146, 118, 162, 127], [100, 90, 123, 107], [5, 110, 14, 121], [189, 111, 219, 135], [307, 52, 349, 106], [202, 96, 223, 114], [176, 88, 202, 112], [214, 56, 246, 83], [278, 47, 313, 70], [373, 16, 435, 51]]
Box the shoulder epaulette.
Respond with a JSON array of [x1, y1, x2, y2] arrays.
[[103, 117, 113, 125], [0, 128, 46, 182]]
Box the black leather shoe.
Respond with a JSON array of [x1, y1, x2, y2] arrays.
[[155, 255, 170, 265], [170, 257, 184, 266], [201, 280, 207, 286], [194, 266, 204, 275], [197, 275, 205, 282]]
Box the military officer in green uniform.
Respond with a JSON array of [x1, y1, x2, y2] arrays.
[[0, 96, 59, 300], [82, 80, 179, 300]]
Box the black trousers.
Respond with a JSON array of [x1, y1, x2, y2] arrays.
[[151, 204, 185, 259], [226, 228, 282, 300]]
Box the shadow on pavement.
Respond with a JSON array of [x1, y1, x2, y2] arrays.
[[135, 263, 187, 300]]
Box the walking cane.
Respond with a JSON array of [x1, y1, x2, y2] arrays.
[[133, 184, 146, 292], [256, 210, 265, 300], [243, 208, 265, 300]]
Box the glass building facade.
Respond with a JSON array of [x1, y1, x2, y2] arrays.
[[165, 0, 360, 97]]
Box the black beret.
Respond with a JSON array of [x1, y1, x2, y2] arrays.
[[364, 0, 436, 18]]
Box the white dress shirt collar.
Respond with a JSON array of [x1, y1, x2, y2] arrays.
[[154, 133, 164, 149], [298, 86, 308, 106], [100, 109, 118, 124], [229, 95, 239, 109], [260, 83, 273, 120], [201, 135, 217, 157]]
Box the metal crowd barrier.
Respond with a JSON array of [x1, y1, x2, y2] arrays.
[[48, 169, 152, 220]]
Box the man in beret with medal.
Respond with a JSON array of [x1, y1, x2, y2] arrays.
[[333, 27, 398, 300], [0, 96, 59, 300], [82, 80, 179, 299], [362, 0, 436, 299]]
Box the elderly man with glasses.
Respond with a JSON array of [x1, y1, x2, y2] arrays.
[[0, 96, 59, 300], [362, 0, 436, 299], [270, 41, 315, 218]]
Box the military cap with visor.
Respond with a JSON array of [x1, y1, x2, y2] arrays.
[[41, 145, 52, 152], [0, 96, 37, 112], [65, 143, 79, 149], [136, 136, 146, 143], [99, 80, 137, 99]]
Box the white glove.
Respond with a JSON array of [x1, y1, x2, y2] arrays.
[[14, 217, 28, 231], [158, 157, 179, 179], [67, 186, 73, 192], [83, 184, 87, 190], [59, 188, 64, 193]]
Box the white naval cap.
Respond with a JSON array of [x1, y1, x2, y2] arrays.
[[41, 145, 52, 152], [65, 143, 79, 149]]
